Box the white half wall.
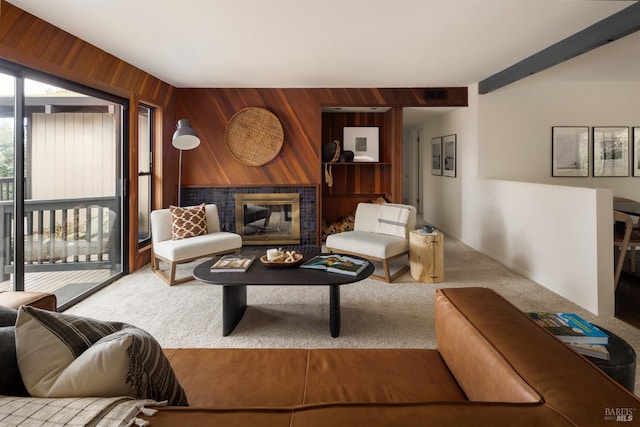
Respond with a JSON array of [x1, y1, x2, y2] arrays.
[[466, 179, 614, 315], [422, 80, 618, 315]]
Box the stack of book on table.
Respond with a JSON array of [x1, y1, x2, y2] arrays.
[[210, 254, 255, 272], [527, 312, 610, 360]]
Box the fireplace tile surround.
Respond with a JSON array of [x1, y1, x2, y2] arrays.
[[183, 187, 320, 252]]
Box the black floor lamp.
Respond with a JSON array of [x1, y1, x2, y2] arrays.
[[172, 119, 200, 207]]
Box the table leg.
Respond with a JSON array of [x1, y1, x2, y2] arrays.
[[222, 285, 247, 336], [330, 285, 340, 338]]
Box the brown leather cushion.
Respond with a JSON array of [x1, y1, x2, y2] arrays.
[[303, 349, 466, 404], [165, 348, 309, 408], [0, 291, 57, 312], [435, 289, 541, 403]]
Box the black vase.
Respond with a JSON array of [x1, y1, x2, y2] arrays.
[[341, 150, 354, 162], [322, 142, 339, 162]]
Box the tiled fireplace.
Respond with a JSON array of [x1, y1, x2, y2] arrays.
[[182, 186, 318, 252]]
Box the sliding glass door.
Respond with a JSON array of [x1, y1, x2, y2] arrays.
[[0, 64, 126, 309]]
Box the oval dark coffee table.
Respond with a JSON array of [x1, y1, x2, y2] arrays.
[[193, 253, 374, 338]]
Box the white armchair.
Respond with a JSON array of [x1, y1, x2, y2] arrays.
[[325, 202, 416, 282], [150, 204, 242, 285]]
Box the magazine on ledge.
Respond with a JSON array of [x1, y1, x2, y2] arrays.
[[210, 254, 255, 272], [527, 312, 608, 345], [300, 254, 368, 276]]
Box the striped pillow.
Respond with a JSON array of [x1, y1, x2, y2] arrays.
[[170, 203, 207, 240], [15, 306, 188, 406], [376, 204, 411, 238]]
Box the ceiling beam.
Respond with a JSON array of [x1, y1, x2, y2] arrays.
[[478, 3, 640, 94]]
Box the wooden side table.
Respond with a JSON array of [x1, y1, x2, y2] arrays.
[[409, 230, 444, 283]]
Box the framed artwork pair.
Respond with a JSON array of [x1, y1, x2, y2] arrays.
[[431, 134, 456, 177], [552, 126, 640, 177]]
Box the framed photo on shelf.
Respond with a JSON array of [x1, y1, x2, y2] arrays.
[[593, 126, 629, 177], [431, 137, 442, 176], [551, 126, 589, 177], [634, 127, 640, 177], [443, 134, 456, 177], [343, 126, 379, 162]]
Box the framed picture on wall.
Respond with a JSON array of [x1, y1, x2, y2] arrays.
[[343, 126, 379, 162], [593, 126, 629, 177], [551, 126, 589, 177], [633, 127, 640, 177], [431, 137, 442, 176], [443, 134, 456, 177]]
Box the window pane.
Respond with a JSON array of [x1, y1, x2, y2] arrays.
[[139, 106, 151, 173], [138, 105, 152, 244], [0, 72, 15, 293], [138, 175, 151, 242], [23, 77, 123, 307]]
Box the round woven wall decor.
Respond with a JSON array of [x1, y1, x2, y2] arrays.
[[224, 107, 284, 166]]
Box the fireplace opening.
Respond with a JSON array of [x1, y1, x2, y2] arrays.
[[235, 193, 300, 245]]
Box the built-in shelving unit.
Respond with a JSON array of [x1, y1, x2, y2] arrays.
[[321, 109, 401, 225]]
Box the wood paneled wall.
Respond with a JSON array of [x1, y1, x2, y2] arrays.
[[176, 88, 320, 187], [0, 0, 176, 271], [176, 87, 467, 189], [0, 0, 468, 265]]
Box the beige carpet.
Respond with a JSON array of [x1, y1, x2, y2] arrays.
[[65, 238, 640, 395]]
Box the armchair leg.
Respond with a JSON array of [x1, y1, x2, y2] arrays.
[[369, 260, 393, 283], [151, 255, 194, 286], [614, 247, 625, 290], [152, 249, 240, 286], [370, 262, 410, 283], [168, 262, 178, 285]]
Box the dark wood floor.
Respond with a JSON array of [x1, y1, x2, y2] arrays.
[[616, 271, 640, 329], [615, 248, 640, 328]]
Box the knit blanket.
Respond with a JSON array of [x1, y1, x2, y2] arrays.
[[0, 396, 163, 426]]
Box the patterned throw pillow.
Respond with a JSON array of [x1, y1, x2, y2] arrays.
[[170, 203, 208, 240], [15, 306, 188, 406]]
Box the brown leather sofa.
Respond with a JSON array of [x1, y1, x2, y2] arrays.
[[3, 288, 638, 426], [144, 287, 639, 426]]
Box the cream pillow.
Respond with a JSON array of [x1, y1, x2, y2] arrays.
[[376, 204, 411, 238], [15, 306, 187, 405]]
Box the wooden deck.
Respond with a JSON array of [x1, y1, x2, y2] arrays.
[[1, 269, 112, 295]]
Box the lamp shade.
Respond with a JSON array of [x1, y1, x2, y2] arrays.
[[172, 119, 200, 150]]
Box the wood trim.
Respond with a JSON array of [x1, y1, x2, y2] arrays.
[[0, 0, 176, 273]]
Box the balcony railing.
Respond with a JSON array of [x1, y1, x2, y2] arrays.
[[0, 197, 120, 280]]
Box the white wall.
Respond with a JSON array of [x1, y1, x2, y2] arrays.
[[420, 32, 640, 314], [32, 113, 116, 199], [479, 80, 640, 190]]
